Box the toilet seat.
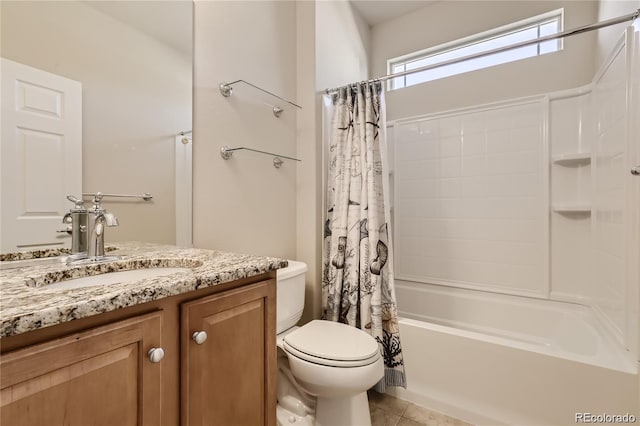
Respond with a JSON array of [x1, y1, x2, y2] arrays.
[[283, 341, 380, 367], [283, 320, 381, 368]]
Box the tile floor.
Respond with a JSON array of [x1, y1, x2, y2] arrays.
[[368, 391, 474, 426]]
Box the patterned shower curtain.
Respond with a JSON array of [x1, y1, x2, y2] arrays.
[[322, 81, 406, 391]]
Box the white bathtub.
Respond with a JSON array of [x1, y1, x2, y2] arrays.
[[388, 280, 639, 425]]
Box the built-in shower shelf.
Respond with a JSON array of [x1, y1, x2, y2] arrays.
[[552, 204, 591, 214], [552, 152, 591, 165]]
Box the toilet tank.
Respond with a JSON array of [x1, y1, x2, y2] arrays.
[[276, 260, 307, 334]]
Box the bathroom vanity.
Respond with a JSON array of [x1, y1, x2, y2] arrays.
[[0, 243, 284, 426]]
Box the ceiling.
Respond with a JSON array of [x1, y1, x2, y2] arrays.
[[349, 0, 439, 26]]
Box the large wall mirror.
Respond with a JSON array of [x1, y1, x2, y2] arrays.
[[1, 1, 192, 251]]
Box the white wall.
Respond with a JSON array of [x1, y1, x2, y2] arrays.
[[193, 1, 297, 258], [1, 1, 191, 245], [595, 0, 640, 70], [296, 0, 371, 322], [296, 1, 322, 322], [370, 1, 599, 120], [316, 1, 371, 90]]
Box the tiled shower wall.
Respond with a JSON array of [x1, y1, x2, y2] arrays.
[[394, 99, 549, 297], [592, 25, 638, 359], [548, 89, 593, 302], [391, 23, 639, 362]]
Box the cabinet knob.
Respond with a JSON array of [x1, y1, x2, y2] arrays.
[[148, 347, 165, 363], [192, 331, 208, 345], [632, 166, 640, 176]]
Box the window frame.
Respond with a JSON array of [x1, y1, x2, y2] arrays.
[[387, 8, 564, 91]]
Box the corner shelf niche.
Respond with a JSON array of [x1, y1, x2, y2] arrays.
[[552, 152, 591, 166], [552, 204, 591, 214], [551, 151, 591, 218]]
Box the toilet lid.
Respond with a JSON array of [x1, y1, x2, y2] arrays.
[[283, 320, 380, 364]]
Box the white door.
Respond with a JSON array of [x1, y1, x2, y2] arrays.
[[1, 58, 82, 252]]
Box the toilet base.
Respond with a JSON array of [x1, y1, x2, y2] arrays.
[[315, 391, 371, 426], [276, 404, 314, 426]]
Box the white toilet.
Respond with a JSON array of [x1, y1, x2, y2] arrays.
[[276, 261, 384, 426]]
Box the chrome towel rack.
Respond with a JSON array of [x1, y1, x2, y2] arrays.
[[220, 146, 301, 169], [83, 192, 153, 201], [219, 80, 301, 117]]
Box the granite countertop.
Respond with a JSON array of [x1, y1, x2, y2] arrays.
[[0, 242, 288, 338]]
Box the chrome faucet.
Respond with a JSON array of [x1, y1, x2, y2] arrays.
[[87, 192, 119, 259], [63, 192, 120, 264]]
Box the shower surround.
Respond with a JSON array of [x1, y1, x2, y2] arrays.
[[386, 23, 640, 425]]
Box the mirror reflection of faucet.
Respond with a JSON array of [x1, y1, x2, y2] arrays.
[[61, 195, 89, 260]]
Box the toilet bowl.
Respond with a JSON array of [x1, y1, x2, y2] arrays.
[[276, 261, 384, 426]]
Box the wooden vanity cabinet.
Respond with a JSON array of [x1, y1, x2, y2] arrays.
[[181, 279, 276, 426], [0, 312, 163, 426], [0, 275, 276, 426]]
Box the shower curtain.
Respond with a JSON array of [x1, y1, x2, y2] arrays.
[[322, 81, 406, 391]]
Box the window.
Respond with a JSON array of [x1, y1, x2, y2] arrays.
[[388, 9, 564, 90]]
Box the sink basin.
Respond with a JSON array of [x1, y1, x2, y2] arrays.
[[43, 267, 191, 291]]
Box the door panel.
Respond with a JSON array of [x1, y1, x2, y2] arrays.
[[0, 312, 162, 426], [181, 280, 276, 426]]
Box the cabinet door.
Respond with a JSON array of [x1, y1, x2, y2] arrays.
[[182, 280, 276, 426], [0, 311, 163, 426]]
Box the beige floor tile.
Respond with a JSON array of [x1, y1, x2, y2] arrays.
[[403, 403, 436, 423], [404, 404, 448, 425], [368, 392, 473, 426], [368, 391, 410, 416], [396, 417, 425, 426], [451, 419, 474, 426], [403, 403, 472, 426], [370, 406, 402, 426]]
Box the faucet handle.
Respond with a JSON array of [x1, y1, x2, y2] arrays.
[[89, 192, 105, 211], [66, 195, 86, 210], [93, 192, 105, 203], [103, 212, 119, 227]]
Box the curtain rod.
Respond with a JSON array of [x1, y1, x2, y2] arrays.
[[325, 8, 640, 94]]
